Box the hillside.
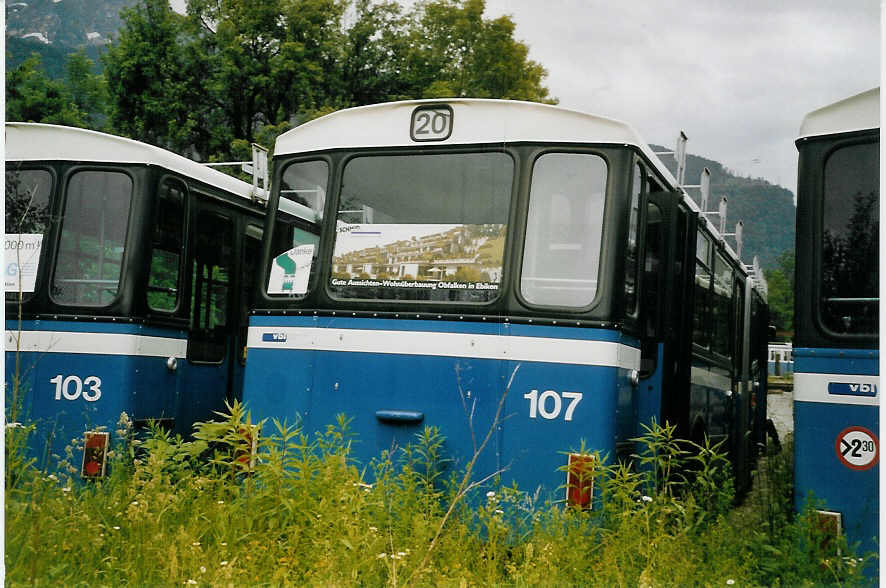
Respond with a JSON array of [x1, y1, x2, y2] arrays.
[[5, 0, 132, 75], [651, 145, 795, 270]]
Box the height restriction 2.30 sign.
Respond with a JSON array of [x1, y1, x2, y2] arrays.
[[835, 426, 879, 471]]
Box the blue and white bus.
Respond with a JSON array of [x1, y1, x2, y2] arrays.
[[793, 88, 879, 559], [243, 100, 770, 504], [5, 123, 267, 476], [768, 343, 794, 376]]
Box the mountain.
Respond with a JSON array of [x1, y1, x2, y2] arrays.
[[650, 145, 795, 270], [5, 0, 134, 75]]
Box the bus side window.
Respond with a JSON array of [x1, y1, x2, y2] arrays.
[[692, 232, 712, 349], [147, 179, 186, 312], [521, 152, 607, 308], [624, 163, 643, 316], [188, 211, 233, 363], [711, 251, 734, 359], [52, 170, 133, 307]]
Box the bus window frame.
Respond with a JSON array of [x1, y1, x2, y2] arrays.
[[515, 147, 612, 313], [325, 147, 516, 307], [5, 164, 57, 306], [710, 248, 734, 361], [186, 204, 235, 366], [814, 136, 879, 339], [146, 174, 189, 315], [624, 159, 646, 320], [692, 227, 714, 351], [48, 165, 136, 311], [263, 155, 331, 302]]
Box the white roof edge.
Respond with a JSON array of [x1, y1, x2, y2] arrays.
[[5, 122, 256, 200], [798, 87, 880, 140], [275, 99, 753, 277], [276, 98, 682, 190]]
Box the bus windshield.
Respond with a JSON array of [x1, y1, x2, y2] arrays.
[[329, 151, 513, 303]]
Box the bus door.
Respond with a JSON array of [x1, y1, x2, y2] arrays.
[[178, 200, 237, 435], [230, 222, 263, 402]]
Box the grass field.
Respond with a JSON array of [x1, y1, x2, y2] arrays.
[[5, 403, 877, 586]]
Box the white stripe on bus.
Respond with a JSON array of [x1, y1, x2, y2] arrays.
[[5, 330, 188, 358], [793, 372, 880, 406], [247, 326, 640, 369]]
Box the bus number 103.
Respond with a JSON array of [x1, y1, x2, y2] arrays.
[[523, 389, 583, 421], [50, 374, 102, 402]]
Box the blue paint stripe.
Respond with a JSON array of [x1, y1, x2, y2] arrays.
[[794, 347, 879, 376], [249, 314, 634, 345], [6, 319, 187, 339]]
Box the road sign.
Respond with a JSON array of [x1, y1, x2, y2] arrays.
[[835, 426, 879, 471]]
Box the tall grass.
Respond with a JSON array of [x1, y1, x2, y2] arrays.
[[5, 404, 877, 586]]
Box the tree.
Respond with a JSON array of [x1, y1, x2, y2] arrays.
[[6, 55, 84, 126], [764, 250, 795, 335], [340, 0, 412, 105], [63, 51, 108, 128], [103, 0, 210, 154], [401, 0, 555, 102]]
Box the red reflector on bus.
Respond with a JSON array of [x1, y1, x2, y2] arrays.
[[81, 431, 110, 479], [814, 509, 842, 555], [566, 453, 595, 509]]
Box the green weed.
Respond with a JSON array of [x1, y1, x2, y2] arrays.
[[4, 407, 877, 586]]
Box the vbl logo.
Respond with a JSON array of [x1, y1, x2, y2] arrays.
[[828, 382, 878, 397], [262, 332, 288, 343]]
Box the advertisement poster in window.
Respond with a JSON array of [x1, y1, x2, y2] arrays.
[[267, 244, 314, 294], [330, 222, 503, 292], [4, 233, 42, 292]]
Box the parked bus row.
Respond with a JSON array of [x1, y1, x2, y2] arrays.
[[10, 88, 879, 553]]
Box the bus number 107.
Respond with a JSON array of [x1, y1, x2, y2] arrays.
[[523, 389, 583, 421]]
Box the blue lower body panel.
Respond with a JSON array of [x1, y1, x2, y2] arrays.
[[793, 348, 879, 568], [244, 315, 639, 503], [794, 400, 879, 557], [5, 320, 186, 472]]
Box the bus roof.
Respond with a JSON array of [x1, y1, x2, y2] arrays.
[[6, 122, 255, 200], [797, 87, 879, 141], [275, 99, 680, 189]]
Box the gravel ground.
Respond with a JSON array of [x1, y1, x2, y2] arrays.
[[767, 389, 793, 440]]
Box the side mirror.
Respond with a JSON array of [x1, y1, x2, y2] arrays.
[[768, 325, 777, 340]]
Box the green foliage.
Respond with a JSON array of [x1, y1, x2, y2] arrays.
[[6, 54, 92, 126], [5, 410, 877, 585], [102, 0, 208, 153], [9, 0, 555, 165], [765, 250, 796, 334]]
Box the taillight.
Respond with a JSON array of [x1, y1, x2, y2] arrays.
[[81, 431, 110, 478], [566, 453, 595, 509]]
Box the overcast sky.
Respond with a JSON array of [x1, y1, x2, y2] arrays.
[[480, 0, 880, 193]]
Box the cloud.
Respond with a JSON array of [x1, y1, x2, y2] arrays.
[[483, 0, 880, 190]]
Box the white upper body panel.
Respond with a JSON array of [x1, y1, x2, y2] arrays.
[[276, 99, 681, 190], [276, 98, 753, 277], [798, 87, 880, 140], [6, 122, 255, 200]]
